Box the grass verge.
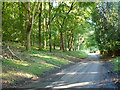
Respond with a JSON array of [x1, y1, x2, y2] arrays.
[[112, 57, 120, 71], [2, 43, 88, 88]]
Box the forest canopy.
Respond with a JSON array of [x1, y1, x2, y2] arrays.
[[1, 1, 120, 56]]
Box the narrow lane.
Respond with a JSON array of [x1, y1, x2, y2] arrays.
[[23, 53, 117, 88], [46, 53, 117, 88]]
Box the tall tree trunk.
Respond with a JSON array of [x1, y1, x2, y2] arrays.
[[12, 3, 14, 42], [69, 32, 73, 51], [25, 2, 39, 50], [26, 25, 32, 50], [43, 21, 45, 48], [60, 2, 74, 52], [45, 33, 47, 48], [2, 2, 4, 28], [68, 36, 71, 51], [43, 2, 47, 49], [65, 31, 67, 51], [19, 3, 24, 46], [54, 36, 56, 50], [69, 43, 71, 51], [69, 38, 71, 51], [43, 2, 46, 48], [72, 42, 74, 51], [78, 38, 80, 50], [26, 2, 31, 50], [60, 42, 62, 50], [68, 38, 70, 50], [0, 2, 4, 55], [71, 33, 74, 51], [49, 2, 52, 52], [72, 37, 74, 51], [60, 30, 64, 52], [39, 2, 42, 50], [45, 18, 49, 48], [118, 2, 120, 41]]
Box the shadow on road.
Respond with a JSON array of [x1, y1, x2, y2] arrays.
[[23, 53, 117, 88]]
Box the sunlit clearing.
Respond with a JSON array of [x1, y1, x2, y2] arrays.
[[31, 54, 45, 57], [31, 54, 70, 63], [40, 62, 60, 68], [32, 54, 57, 59], [66, 55, 77, 58], [31, 54, 56, 59], [10, 59, 29, 66], [3, 71, 38, 79]]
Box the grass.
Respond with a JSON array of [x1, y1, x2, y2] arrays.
[[2, 43, 88, 87], [64, 51, 88, 58], [112, 57, 120, 71]]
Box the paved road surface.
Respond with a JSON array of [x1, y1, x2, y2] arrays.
[[24, 53, 117, 88]]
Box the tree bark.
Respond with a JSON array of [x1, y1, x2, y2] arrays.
[[43, 20, 45, 48], [69, 32, 73, 51], [71, 33, 74, 51], [43, 2, 47, 49], [2, 2, 4, 28], [68, 38, 70, 50], [39, 2, 42, 50], [43, 2, 46, 48], [19, 3, 24, 46], [60, 30, 64, 51], [60, 2, 74, 52], [60, 42, 62, 50], [25, 2, 41, 50], [54, 36, 56, 50], [49, 2, 52, 52], [26, 25, 32, 50], [69, 38, 71, 51], [26, 2, 31, 50], [0, 2, 4, 55], [65, 31, 67, 51]]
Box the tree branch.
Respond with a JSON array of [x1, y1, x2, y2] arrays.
[[61, 2, 74, 28], [67, 2, 74, 14]]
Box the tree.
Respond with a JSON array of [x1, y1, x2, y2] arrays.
[[0, 2, 3, 54], [39, 2, 42, 50], [49, 2, 52, 52], [25, 2, 41, 50], [92, 2, 120, 56]]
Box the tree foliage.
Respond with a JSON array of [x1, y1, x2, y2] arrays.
[[92, 2, 120, 56], [2, 2, 120, 56]]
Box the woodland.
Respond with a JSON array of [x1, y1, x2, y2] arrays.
[[1, 2, 120, 55], [1, 1, 120, 88]]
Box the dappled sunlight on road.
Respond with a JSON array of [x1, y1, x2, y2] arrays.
[[45, 58, 116, 88], [56, 72, 99, 75], [23, 53, 117, 88], [45, 61, 101, 88], [47, 81, 93, 88]]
